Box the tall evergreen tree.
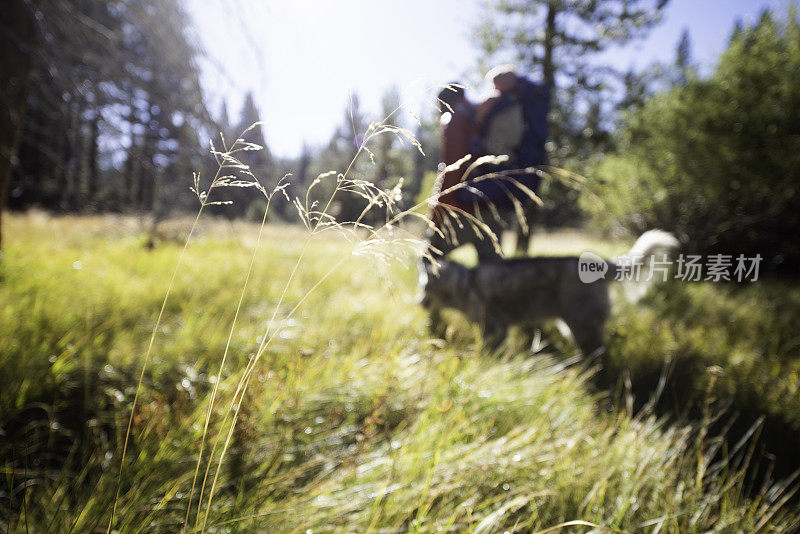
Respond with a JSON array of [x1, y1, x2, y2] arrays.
[[477, 0, 669, 163], [476, 0, 669, 226], [408, 110, 441, 209], [307, 92, 373, 223], [217, 101, 233, 144], [234, 92, 272, 180], [210, 91, 274, 218], [372, 88, 401, 190], [6, 0, 212, 217], [279, 143, 312, 221], [674, 28, 694, 86], [0, 0, 36, 250]]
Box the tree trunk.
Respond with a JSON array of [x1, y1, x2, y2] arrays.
[[136, 140, 155, 212], [135, 153, 146, 210], [73, 110, 85, 209], [117, 92, 137, 209], [122, 143, 136, 209], [543, 0, 560, 153], [87, 111, 100, 207], [60, 105, 76, 210], [0, 0, 36, 252], [140, 109, 160, 212], [543, 1, 557, 90]]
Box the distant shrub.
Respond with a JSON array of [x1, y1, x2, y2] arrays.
[[584, 8, 800, 272]]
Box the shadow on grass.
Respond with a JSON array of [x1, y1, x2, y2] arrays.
[[592, 277, 800, 492]]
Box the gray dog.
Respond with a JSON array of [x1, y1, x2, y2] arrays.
[[419, 230, 679, 356]]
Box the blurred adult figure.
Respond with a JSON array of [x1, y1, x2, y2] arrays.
[[485, 64, 550, 172], [426, 83, 503, 264], [424, 69, 550, 265], [477, 65, 551, 254]]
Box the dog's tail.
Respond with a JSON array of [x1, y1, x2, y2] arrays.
[[626, 229, 680, 259], [614, 229, 680, 302]]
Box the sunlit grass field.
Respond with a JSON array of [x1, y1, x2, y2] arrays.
[[1, 212, 799, 532]]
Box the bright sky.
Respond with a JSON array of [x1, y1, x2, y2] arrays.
[[186, 0, 785, 159]]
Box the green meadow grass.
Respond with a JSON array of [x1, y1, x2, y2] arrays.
[[1, 212, 798, 532]]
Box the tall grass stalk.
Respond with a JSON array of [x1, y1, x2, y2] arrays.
[[183, 132, 284, 533], [189, 101, 458, 529], [183, 100, 541, 531], [106, 121, 283, 532], [107, 140, 219, 532]]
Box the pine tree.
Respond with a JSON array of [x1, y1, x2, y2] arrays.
[[208, 91, 274, 219], [674, 28, 693, 86], [477, 0, 669, 164], [308, 92, 372, 223], [235, 92, 273, 183], [7, 0, 212, 217], [0, 0, 36, 249], [217, 101, 233, 145]]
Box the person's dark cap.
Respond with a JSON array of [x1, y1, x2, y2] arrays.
[[437, 83, 465, 112]]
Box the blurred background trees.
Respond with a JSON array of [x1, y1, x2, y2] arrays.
[[1, 0, 798, 272], [4, 0, 213, 221], [584, 9, 800, 272], [0, 0, 36, 250]]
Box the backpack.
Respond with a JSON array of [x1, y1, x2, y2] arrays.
[[514, 76, 550, 167], [480, 93, 524, 159], [457, 76, 551, 209]]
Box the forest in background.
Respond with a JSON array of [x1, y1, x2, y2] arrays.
[[3, 0, 797, 273]]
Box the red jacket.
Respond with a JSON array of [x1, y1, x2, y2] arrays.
[[437, 101, 477, 214]]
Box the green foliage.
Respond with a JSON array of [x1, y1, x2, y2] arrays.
[[585, 7, 800, 271], [2, 214, 799, 531]]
